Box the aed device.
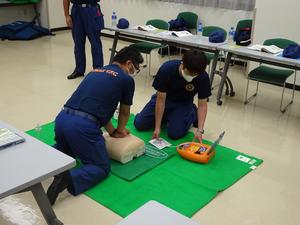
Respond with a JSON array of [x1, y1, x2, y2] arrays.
[[177, 131, 225, 164]]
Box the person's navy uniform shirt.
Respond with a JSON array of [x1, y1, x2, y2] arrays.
[[152, 60, 211, 102], [71, 0, 99, 4], [65, 64, 134, 126]]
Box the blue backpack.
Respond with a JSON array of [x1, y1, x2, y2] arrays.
[[0, 21, 53, 40], [209, 30, 226, 43], [168, 18, 188, 31], [283, 44, 300, 59], [234, 27, 251, 46]]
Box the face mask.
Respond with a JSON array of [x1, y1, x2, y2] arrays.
[[182, 69, 195, 82]]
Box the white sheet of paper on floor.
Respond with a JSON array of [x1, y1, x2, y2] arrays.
[[149, 138, 171, 150], [250, 165, 257, 170], [236, 155, 251, 163], [248, 159, 257, 165]]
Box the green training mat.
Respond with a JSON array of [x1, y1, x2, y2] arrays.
[[26, 115, 263, 217], [110, 151, 174, 181]]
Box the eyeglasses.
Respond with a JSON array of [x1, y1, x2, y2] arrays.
[[132, 62, 140, 74]]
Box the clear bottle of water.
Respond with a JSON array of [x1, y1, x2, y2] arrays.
[[197, 21, 203, 35], [113, 104, 120, 120], [35, 123, 42, 140], [111, 11, 117, 27], [228, 26, 235, 43]]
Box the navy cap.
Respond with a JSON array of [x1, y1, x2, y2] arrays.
[[209, 30, 226, 43], [117, 18, 129, 29], [283, 44, 300, 59]]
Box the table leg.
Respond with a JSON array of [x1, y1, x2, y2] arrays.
[[109, 31, 119, 64], [216, 52, 232, 105], [31, 183, 63, 225], [32, 4, 40, 26], [209, 50, 220, 85]]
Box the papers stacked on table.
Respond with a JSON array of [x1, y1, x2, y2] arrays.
[[247, 44, 283, 54], [171, 31, 193, 38], [0, 128, 25, 150]]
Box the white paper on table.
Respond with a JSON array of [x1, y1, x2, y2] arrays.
[[171, 31, 193, 38], [247, 44, 283, 54], [155, 31, 173, 37], [135, 25, 157, 31]]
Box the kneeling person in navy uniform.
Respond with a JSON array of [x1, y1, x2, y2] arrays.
[[47, 47, 143, 205], [134, 49, 210, 142]]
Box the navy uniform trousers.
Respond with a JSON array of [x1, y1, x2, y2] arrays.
[[71, 4, 104, 74], [54, 110, 110, 195], [134, 94, 197, 140]]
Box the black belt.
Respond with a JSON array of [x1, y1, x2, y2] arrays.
[[63, 107, 100, 126], [73, 3, 98, 7]]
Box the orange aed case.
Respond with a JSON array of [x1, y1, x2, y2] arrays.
[[177, 131, 225, 164]]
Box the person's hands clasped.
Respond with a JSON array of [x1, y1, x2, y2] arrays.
[[65, 15, 73, 28], [110, 128, 130, 138]]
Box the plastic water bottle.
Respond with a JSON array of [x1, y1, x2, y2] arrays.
[[113, 105, 120, 120], [111, 11, 117, 27], [228, 26, 235, 43], [197, 22, 203, 35], [35, 123, 42, 140]]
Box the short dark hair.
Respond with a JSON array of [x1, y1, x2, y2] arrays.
[[182, 49, 208, 74], [113, 47, 144, 68]]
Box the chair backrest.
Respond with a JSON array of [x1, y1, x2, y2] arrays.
[[146, 19, 169, 30], [202, 26, 227, 39], [263, 38, 298, 49], [236, 19, 252, 32], [176, 12, 198, 30]]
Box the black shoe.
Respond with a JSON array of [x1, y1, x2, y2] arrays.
[[47, 171, 71, 205], [67, 71, 84, 80], [192, 104, 198, 128]]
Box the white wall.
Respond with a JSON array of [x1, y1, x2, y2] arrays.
[[37, 0, 49, 28], [101, 0, 252, 32], [252, 0, 300, 85], [0, 1, 49, 27], [253, 0, 300, 44], [1, 1, 252, 31], [47, 0, 65, 29], [0, 5, 35, 25]]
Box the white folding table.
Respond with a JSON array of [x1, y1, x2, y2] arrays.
[[105, 26, 226, 84], [116, 200, 202, 225], [216, 44, 300, 105], [0, 120, 76, 225]]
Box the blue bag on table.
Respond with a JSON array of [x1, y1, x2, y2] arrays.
[[283, 44, 300, 59], [117, 18, 129, 29], [234, 27, 251, 46], [209, 30, 226, 43]]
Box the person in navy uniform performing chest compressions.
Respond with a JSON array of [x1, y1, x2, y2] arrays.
[[134, 49, 211, 143], [63, 0, 104, 79], [46, 47, 143, 205]]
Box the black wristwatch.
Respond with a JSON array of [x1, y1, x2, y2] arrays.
[[197, 128, 204, 134]]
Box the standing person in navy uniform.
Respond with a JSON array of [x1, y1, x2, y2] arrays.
[[134, 49, 210, 143], [63, 0, 104, 79], [47, 47, 143, 205]]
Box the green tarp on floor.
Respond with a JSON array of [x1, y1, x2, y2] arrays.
[[27, 115, 263, 217]]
